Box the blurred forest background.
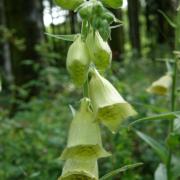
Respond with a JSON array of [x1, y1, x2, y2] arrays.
[[0, 0, 179, 179]]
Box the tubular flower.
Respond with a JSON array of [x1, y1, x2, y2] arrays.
[[147, 74, 172, 96], [101, 0, 122, 9], [66, 36, 90, 86], [86, 31, 112, 72], [89, 69, 137, 133], [60, 98, 110, 160], [55, 0, 85, 10], [59, 157, 98, 180]]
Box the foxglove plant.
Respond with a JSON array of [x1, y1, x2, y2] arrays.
[[52, 0, 141, 179], [130, 5, 180, 180]]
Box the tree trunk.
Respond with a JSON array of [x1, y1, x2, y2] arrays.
[[175, 1, 180, 50], [127, 0, 141, 54], [5, 0, 44, 96], [69, 11, 77, 34], [110, 9, 124, 60], [156, 0, 175, 48], [0, 0, 13, 84]]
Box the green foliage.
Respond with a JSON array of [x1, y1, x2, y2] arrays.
[[135, 130, 168, 164], [100, 163, 143, 180]]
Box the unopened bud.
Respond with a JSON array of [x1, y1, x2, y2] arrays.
[[86, 31, 112, 72], [101, 0, 122, 9], [55, 0, 85, 10], [66, 36, 90, 86]]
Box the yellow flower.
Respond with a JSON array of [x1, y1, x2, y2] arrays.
[[66, 36, 90, 86], [89, 69, 137, 133], [60, 98, 110, 160], [59, 157, 98, 180], [55, 0, 85, 10], [86, 31, 112, 72], [147, 74, 172, 96]]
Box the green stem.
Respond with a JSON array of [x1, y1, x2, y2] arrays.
[[81, 20, 88, 41], [166, 57, 178, 180]]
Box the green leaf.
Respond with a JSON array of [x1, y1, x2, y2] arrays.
[[45, 33, 80, 42], [99, 163, 143, 180], [158, 10, 177, 28], [154, 163, 167, 180], [166, 118, 180, 149], [135, 130, 168, 164], [166, 132, 180, 149], [129, 111, 180, 127]]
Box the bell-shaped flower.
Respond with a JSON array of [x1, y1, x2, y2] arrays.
[[66, 36, 90, 86], [101, 0, 122, 9], [86, 31, 112, 72], [60, 98, 110, 160], [147, 74, 172, 96], [59, 157, 98, 180], [89, 69, 137, 133], [55, 0, 85, 10]]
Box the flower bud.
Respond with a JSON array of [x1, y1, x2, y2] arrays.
[[79, 2, 94, 20], [147, 74, 172, 96], [55, 0, 85, 10], [59, 157, 98, 180], [86, 31, 112, 72], [89, 69, 137, 133], [60, 98, 110, 160], [66, 36, 90, 86], [101, 0, 122, 9]]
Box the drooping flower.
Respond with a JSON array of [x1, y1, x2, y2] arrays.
[[147, 74, 172, 96], [89, 69, 137, 133], [86, 31, 112, 72], [101, 0, 122, 9], [66, 36, 90, 86], [60, 98, 110, 160], [59, 157, 98, 180], [55, 0, 85, 10]]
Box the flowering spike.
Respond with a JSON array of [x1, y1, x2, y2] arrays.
[[89, 69, 137, 133], [66, 36, 90, 86], [147, 74, 172, 96], [59, 157, 98, 180], [55, 0, 85, 10], [60, 98, 111, 160], [86, 31, 112, 72]]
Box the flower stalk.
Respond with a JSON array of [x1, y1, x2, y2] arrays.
[[166, 57, 178, 180], [55, 1, 138, 179], [166, 5, 180, 179]]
